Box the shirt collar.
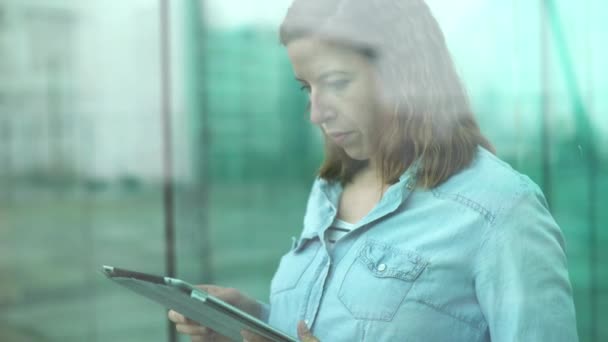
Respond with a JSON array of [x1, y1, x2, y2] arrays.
[[301, 159, 421, 240]]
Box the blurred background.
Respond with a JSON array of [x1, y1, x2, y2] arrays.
[[0, 0, 605, 341]]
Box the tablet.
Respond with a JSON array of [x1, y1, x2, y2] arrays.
[[102, 265, 297, 342]]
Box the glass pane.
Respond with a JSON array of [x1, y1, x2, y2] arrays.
[[0, 1, 167, 341], [1, 1, 605, 342], [429, 1, 606, 341]]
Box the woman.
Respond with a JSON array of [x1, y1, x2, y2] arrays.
[[169, 0, 578, 341]]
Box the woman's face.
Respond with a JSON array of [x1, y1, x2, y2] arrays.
[[287, 37, 384, 161]]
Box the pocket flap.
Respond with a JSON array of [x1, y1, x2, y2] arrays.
[[357, 240, 428, 281]]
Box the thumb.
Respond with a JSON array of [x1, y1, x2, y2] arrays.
[[297, 320, 319, 342]]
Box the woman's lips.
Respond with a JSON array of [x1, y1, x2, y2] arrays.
[[328, 131, 353, 145]]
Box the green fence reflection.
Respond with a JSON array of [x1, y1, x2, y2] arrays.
[[0, 0, 605, 341]]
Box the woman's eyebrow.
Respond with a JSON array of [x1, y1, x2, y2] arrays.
[[318, 70, 351, 81], [295, 70, 352, 83]]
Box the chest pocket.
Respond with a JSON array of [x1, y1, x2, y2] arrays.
[[338, 240, 428, 321], [270, 237, 320, 296]]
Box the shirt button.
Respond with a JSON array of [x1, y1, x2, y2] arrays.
[[377, 263, 387, 272]]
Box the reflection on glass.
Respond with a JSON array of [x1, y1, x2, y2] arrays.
[[0, 0, 605, 341]]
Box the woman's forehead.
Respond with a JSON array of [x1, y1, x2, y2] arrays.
[[287, 37, 372, 80]]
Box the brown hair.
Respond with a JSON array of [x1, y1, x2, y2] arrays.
[[280, 0, 494, 188]]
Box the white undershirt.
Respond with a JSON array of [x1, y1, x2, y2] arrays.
[[325, 218, 356, 249]]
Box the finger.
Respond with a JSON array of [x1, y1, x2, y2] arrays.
[[168, 310, 188, 324], [241, 330, 253, 342], [175, 323, 212, 336], [195, 284, 223, 294], [196, 285, 239, 302], [168, 310, 200, 326], [297, 320, 319, 342]]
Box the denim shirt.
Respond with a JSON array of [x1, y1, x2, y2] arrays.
[[264, 147, 578, 341]]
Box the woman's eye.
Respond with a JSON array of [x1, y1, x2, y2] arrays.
[[299, 84, 311, 93], [327, 79, 350, 91]]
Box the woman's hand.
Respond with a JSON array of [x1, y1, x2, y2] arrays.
[[240, 320, 320, 342], [167, 285, 262, 342]]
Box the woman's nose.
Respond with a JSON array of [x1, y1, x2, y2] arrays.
[[309, 91, 335, 124]]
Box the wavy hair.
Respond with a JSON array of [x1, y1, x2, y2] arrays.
[[280, 0, 494, 188]]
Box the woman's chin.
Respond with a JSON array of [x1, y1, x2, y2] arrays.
[[342, 148, 370, 161]]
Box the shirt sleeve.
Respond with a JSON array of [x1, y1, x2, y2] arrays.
[[474, 183, 579, 341]]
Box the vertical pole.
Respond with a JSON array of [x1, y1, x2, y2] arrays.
[[589, 93, 598, 342], [159, 1, 176, 341], [1, 111, 13, 202], [512, 0, 521, 171], [584, 0, 598, 338], [544, 1, 599, 339], [540, 0, 552, 206], [185, 0, 213, 284]]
